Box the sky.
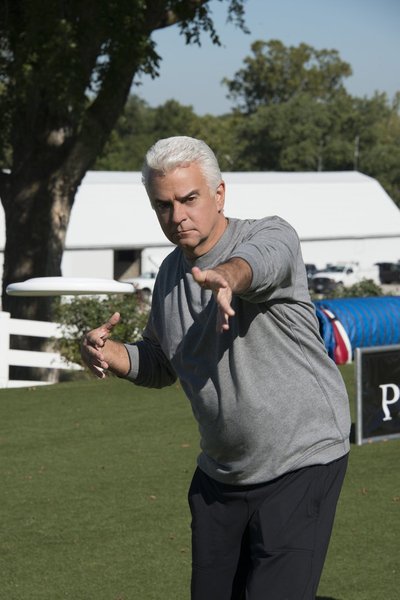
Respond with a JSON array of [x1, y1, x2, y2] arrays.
[[134, 0, 400, 115]]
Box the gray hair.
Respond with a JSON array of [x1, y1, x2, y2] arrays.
[[142, 136, 222, 193]]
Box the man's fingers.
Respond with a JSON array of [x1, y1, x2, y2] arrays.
[[80, 313, 120, 377], [191, 267, 227, 290], [216, 306, 234, 333], [192, 268, 235, 333], [95, 312, 121, 347], [216, 287, 235, 316], [103, 312, 120, 333], [81, 338, 107, 366], [191, 267, 208, 287], [88, 364, 106, 379], [191, 266, 202, 280], [93, 364, 106, 378]]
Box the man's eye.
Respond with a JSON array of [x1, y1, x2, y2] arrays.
[[156, 201, 169, 211]]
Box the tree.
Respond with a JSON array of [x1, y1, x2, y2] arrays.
[[0, 0, 246, 321], [351, 93, 400, 207], [94, 95, 240, 172], [95, 96, 205, 171], [221, 39, 356, 171], [94, 95, 157, 171], [192, 112, 243, 170], [223, 39, 352, 113], [229, 91, 356, 171], [221, 39, 400, 207]]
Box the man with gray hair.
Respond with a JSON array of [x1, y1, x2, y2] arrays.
[[81, 136, 351, 599]]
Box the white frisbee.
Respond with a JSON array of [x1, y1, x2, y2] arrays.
[[6, 277, 135, 296]]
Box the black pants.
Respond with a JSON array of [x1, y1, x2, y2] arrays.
[[188, 453, 348, 600]]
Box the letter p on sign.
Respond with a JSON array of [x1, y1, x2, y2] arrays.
[[379, 384, 400, 421]]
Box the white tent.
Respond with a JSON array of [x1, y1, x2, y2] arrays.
[[1, 170, 400, 281], [222, 171, 400, 269]]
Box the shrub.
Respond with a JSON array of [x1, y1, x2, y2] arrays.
[[310, 278, 385, 300], [328, 279, 384, 298], [52, 294, 149, 366]]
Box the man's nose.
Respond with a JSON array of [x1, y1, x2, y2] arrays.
[[172, 202, 186, 224]]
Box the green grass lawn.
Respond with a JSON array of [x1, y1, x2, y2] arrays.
[[0, 366, 399, 599]]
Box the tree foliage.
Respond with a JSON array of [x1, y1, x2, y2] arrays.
[[351, 93, 400, 205], [94, 95, 240, 172], [94, 96, 204, 171], [0, 0, 246, 321], [223, 39, 352, 113], [220, 40, 400, 205]]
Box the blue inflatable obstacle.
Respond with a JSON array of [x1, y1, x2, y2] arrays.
[[313, 297, 400, 365]]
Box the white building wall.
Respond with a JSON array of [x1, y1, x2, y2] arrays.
[[141, 246, 173, 273], [1, 171, 400, 286], [300, 237, 400, 270], [61, 249, 114, 279]]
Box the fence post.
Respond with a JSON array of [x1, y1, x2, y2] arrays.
[[0, 311, 11, 387]]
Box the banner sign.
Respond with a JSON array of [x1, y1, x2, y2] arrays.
[[355, 345, 400, 445]]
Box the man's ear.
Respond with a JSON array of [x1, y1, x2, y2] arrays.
[[216, 181, 225, 212]]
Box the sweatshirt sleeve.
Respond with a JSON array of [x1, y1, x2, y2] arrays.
[[124, 337, 177, 388], [123, 261, 178, 388], [229, 216, 303, 302]]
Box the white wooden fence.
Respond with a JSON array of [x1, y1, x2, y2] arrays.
[[0, 311, 83, 388]]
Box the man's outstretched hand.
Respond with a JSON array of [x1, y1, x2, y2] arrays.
[[80, 312, 122, 378], [191, 266, 235, 332]]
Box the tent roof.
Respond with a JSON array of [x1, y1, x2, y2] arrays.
[[1, 170, 400, 250], [222, 171, 400, 241]]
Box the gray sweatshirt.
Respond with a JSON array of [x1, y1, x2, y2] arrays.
[[125, 216, 351, 485]]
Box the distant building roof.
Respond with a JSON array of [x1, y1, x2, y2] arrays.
[[1, 170, 400, 251], [222, 171, 400, 241]]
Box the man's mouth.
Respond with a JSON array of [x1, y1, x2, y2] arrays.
[[175, 229, 194, 237]]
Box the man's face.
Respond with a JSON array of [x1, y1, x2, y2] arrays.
[[148, 163, 226, 260]]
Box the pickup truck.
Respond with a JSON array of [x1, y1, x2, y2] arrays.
[[120, 271, 157, 300], [310, 262, 380, 294]]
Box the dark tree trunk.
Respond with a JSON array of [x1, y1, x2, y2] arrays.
[[1, 171, 79, 321], [1, 171, 81, 382]]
